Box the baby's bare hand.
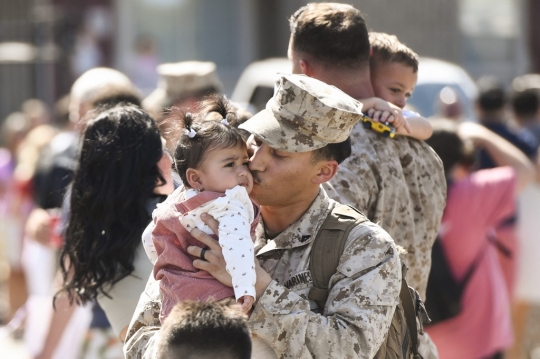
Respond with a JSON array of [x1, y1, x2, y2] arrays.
[[238, 295, 255, 314]]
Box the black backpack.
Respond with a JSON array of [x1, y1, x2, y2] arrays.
[[308, 204, 428, 359]]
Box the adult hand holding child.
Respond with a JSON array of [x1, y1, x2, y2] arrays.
[[188, 213, 273, 311]]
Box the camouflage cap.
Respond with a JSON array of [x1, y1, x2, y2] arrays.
[[142, 61, 223, 116], [239, 74, 363, 152]]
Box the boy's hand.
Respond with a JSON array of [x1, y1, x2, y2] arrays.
[[367, 108, 412, 134], [362, 97, 411, 134], [382, 110, 412, 134]]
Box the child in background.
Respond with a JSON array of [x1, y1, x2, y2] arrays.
[[364, 31, 433, 140], [156, 299, 251, 359], [143, 95, 258, 321]]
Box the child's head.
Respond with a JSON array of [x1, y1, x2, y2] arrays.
[[369, 32, 419, 109], [171, 95, 253, 194], [156, 299, 252, 359]]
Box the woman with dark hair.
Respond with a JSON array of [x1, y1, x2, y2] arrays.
[[57, 103, 174, 342]]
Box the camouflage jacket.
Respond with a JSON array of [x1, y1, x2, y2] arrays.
[[323, 125, 446, 300], [249, 188, 401, 358], [124, 189, 402, 359]]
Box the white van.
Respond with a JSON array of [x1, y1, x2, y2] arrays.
[[231, 57, 478, 119]]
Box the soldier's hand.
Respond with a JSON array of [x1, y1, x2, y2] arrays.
[[188, 213, 233, 287], [188, 213, 273, 304]]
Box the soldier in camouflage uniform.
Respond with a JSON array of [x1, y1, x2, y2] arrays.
[[287, 4, 445, 358], [124, 74, 403, 359], [288, 2, 446, 307]]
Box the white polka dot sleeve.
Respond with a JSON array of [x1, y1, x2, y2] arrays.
[[215, 195, 256, 300], [208, 186, 256, 301], [179, 186, 256, 301]]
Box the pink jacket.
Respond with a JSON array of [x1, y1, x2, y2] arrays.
[[426, 167, 516, 358], [152, 189, 259, 321]]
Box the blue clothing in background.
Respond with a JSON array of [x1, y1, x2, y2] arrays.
[[479, 123, 538, 169]]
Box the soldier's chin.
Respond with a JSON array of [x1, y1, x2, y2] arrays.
[[248, 187, 263, 202]]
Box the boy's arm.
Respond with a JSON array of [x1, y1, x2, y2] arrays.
[[360, 97, 433, 140], [397, 111, 433, 140]]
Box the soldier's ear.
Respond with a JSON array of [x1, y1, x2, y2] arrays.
[[299, 59, 311, 76], [311, 160, 338, 184]]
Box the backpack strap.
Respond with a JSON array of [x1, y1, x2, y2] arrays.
[[399, 264, 422, 358], [308, 204, 367, 310], [309, 204, 423, 358]]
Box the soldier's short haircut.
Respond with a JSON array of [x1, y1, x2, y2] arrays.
[[369, 32, 419, 73], [311, 138, 352, 165], [156, 299, 251, 359], [289, 3, 370, 70]]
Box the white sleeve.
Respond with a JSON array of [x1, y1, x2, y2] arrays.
[[209, 188, 256, 300]]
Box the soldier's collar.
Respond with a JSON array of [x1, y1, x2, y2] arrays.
[[263, 223, 280, 240], [256, 188, 331, 254]]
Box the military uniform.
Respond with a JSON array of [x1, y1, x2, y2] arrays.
[[142, 61, 223, 119], [249, 189, 401, 358], [323, 125, 446, 301], [124, 189, 401, 359], [123, 74, 416, 358], [242, 73, 443, 357]]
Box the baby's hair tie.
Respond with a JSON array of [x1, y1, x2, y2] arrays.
[[184, 128, 197, 138], [221, 118, 229, 126]]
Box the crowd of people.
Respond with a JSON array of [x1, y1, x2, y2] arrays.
[[0, 2, 540, 359]]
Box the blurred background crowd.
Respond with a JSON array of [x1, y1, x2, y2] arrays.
[[1, 0, 540, 358]]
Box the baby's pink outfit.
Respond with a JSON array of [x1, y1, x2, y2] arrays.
[[150, 186, 259, 322]]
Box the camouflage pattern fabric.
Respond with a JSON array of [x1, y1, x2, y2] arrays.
[[323, 123, 447, 301], [123, 272, 161, 359], [239, 74, 363, 153], [249, 188, 401, 359], [124, 188, 402, 359], [239, 73, 446, 301]]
